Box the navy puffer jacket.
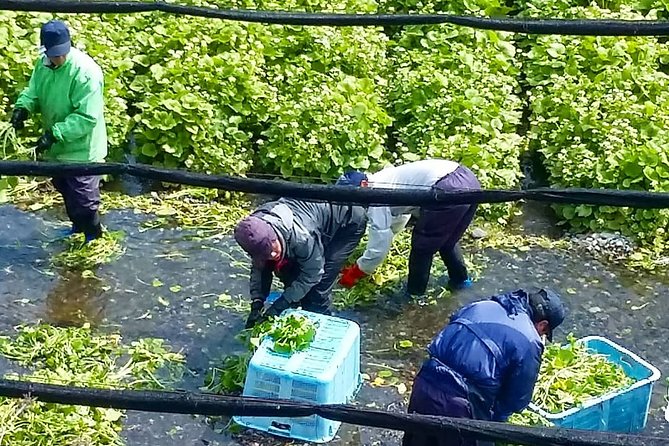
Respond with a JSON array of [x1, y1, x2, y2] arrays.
[[421, 290, 544, 421]]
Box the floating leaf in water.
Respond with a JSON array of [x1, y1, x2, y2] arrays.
[[169, 285, 182, 293], [398, 340, 413, 349], [157, 296, 170, 307], [152, 278, 163, 287]]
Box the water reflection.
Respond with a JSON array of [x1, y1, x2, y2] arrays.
[[44, 271, 108, 327], [0, 202, 668, 445]]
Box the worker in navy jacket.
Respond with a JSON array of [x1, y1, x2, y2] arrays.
[[403, 288, 566, 446]]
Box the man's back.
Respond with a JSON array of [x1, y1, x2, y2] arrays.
[[425, 291, 544, 421], [255, 198, 365, 248]]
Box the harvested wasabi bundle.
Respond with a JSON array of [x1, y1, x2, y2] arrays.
[[266, 313, 318, 354], [0, 122, 34, 160], [53, 230, 125, 269], [533, 335, 633, 414], [204, 312, 318, 394]]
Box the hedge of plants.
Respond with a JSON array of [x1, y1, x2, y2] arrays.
[[388, 22, 524, 220], [521, 0, 669, 248], [1, 0, 669, 247]]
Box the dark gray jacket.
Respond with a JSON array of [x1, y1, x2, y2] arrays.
[[249, 198, 367, 305]]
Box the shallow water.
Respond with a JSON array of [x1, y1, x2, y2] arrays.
[[0, 201, 667, 445]]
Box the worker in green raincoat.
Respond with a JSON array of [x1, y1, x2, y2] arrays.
[[10, 19, 107, 241]]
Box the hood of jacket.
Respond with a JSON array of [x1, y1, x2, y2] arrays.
[[491, 289, 534, 320]]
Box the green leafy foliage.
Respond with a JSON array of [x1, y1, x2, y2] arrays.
[[251, 0, 391, 178], [52, 230, 126, 270], [532, 334, 633, 413], [259, 70, 391, 178], [203, 319, 273, 394], [523, 1, 669, 247], [266, 313, 318, 353], [204, 313, 318, 394], [0, 1, 390, 180], [4, 0, 669, 245], [0, 12, 52, 141], [388, 21, 525, 220], [125, 17, 268, 173], [0, 122, 32, 161], [0, 323, 185, 445]]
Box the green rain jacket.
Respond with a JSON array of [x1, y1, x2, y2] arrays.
[[15, 47, 107, 162]]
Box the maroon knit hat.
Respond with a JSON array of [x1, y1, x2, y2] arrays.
[[234, 216, 277, 266]]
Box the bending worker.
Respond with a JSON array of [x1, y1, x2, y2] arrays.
[[403, 287, 566, 446], [10, 20, 107, 241], [234, 198, 367, 328], [338, 159, 481, 297]]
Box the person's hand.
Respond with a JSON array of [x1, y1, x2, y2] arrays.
[[36, 131, 56, 154], [262, 295, 291, 318], [10, 108, 28, 131], [339, 264, 367, 288], [244, 299, 265, 329]]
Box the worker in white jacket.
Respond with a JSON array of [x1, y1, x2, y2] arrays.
[[338, 159, 481, 296]]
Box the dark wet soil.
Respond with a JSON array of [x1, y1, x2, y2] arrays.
[[0, 200, 667, 445]]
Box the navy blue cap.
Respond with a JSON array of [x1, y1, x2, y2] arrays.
[[336, 170, 368, 186], [40, 20, 71, 58], [528, 287, 566, 341]]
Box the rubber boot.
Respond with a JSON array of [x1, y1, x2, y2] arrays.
[[439, 244, 471, 290], [76, 210, 103, 243]]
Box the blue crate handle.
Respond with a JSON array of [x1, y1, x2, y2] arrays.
[[268, 421, 292, 435]]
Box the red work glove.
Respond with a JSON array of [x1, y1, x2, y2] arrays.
[[339, 264, 367, 288]]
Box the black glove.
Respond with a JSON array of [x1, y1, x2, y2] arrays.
[[263, 295, 291, 318], [244, 299, 265, 329], [10, 108, 28, 130], [36, 130, 56, 154]]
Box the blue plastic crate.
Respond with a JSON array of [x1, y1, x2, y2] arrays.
[[530, 335, 661, 433], [234, 309, 361, 443]]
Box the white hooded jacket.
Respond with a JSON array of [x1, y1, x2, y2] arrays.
[[356, 159, 459, 274]]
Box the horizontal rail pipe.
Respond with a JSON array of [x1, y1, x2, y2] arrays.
[[1, 160, 669, 208], [0, 379, 666, 446], [2, 0, 669, 35]]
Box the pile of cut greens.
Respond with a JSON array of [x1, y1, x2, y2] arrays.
[[0, 323, 185, 445], [204, 313, 318, 394], [102, 188, 250, 238], [52, 231, 125, 270], [532, 335, 633, 414], [266, 313, 317, 354], [510, 334, 634, 434]]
